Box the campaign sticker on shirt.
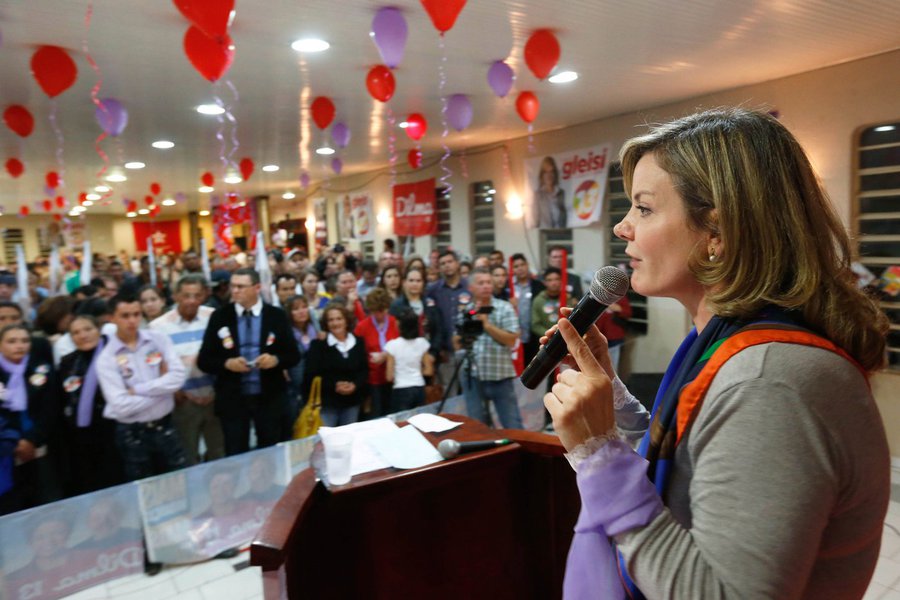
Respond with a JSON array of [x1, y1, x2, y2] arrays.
[[266, 332, 276, 346], [116, 354, 129, 366], [29, 373, 46, 387], [145, 351, 162, 366], [35, 364, 50, 375], [63, 376, 82, 393], [425, 298, 436, 307], [120, 367, 134, 379], [458, 292, 471, 305], [543, 303, 556, 315], [566, 284, 574, 293], [223, 337, 234, 350], [218, 326, 231, 339]]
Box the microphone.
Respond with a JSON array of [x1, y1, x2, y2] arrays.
[[520, 266, 630, 389], [437, 438, 511, 459]]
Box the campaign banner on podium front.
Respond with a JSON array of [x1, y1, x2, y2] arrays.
[[0, 485, 143, 600], [393, 178, 437, 236], [523, 144, 612, 229]]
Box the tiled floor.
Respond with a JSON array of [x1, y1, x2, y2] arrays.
[[62, 473, 900, 600]]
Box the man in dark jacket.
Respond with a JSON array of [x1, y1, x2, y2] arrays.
[[198, 268, 300, 456]]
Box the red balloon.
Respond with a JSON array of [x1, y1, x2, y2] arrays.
[[55, 196, 65, 209], [150, 205, 161, 217], [46, 171, 60, 189], [5, 158, 24, 179], [524, 29, 561, 80], [3, 106, 34, 138], [239, 157, 254, 181], [172, 0, 234, 39], [311, 97, 335, 130], [366, 65, 395, 103], [420, 0, 467, 34], [127, 201, 138, 213], [405, 113, 428, 141], [407, 149, 422, 169], [144, 195, 155, 206], [31, 46, 78, 98], [42, 200, 52, 213], [516, 91, 540, 124], [19, 206, 29, 217], [201, 171, 214, 187], [53, 214, 63, 222], [150, 182, 161, 196], [78, 193, 88, 205], [183, 26, 234, 83]]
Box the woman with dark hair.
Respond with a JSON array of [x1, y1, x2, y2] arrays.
[[300, 268, 329, 326], [56, 315, 123, 496], [544, 108, 889, 599], [33, 295, 76, 344], [404, 255, 426, 277], [304, 303, 368, 427], [283, 295, 318, 438], [534, 155, 567, 229], [390, 267, 443, 360], [377, 265, 403, 302], [137, 284, 167, 325], [0, 324, 57, 514], [384, 308, 434, 412]]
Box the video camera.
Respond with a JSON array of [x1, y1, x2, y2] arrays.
[[457, 305, 493, 345]]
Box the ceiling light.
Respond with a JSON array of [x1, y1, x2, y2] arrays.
[[94, 185, 110, 192], [488, 188, 496, 194], [196, 104, 225, 115], [224, 174, 243, 184], [262, 164, 280, 172], [875, 125, 896, 132], [199, 210, 210, 216], [198, 186, 214, 193], [161, 198, 176, 206], [291, 38, 330, 53], [548, 70, 578, 84], [124, 161, 145, 169], [138, 208, 150, 215], [82, 200, 94, 207], [315, 147, 335, 155], [126, 211, 137, 218], [282, 191, 296, 200], [398, 122, 409, 129], [85, 193, 101, 201], [152, 140, 175, 149], [106, 173, 127, 182]]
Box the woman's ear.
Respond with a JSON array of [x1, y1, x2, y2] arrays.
[[706, 209, 723, 261]]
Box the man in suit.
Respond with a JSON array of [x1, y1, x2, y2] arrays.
[[198, 268, 300, 456]]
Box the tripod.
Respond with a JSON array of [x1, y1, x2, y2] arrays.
[[436, 343, 493, 428]]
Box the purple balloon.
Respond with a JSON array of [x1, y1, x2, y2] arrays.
[[371, 7, 408, 69], [175, 192, 187, 202], [331, 122, 351, 149], [446, 94, 473, 132], [95, 98, 129, 137], [487, 60, 515, 98], [43, 185, 55, 197], [331, 157, 343, 175], [300, 172, 310, 189]]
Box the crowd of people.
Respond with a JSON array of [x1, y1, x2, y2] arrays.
[[0, 240, 629, 521]]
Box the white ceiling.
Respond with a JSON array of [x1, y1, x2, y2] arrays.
[[1, 0, 900, 217]]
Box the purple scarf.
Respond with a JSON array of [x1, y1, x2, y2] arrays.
[[77, 337, 104, 428], [0, 354, 28, 412], [371, 315, 389, 350]]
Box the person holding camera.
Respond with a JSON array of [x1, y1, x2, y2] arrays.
[[454, 268, 523, 429]]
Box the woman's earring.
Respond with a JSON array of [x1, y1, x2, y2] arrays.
[[709, 251, 718, 262]]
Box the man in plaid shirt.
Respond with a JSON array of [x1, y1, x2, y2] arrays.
[[455, 268, 523, 429]]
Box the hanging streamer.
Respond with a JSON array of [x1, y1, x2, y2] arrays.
[[224, 80, 240, 174], [82, 2, 111, 190], [386, 107, 398, 189], [147, 237, 157, 287], [436, 35, 452, 194], [47, 102, 65, 187], [15, 245, 31, 318], [215, 91, 228, 179]]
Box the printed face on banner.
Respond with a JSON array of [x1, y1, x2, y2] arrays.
[[393, 178, 437, 237], [339, 193, 375, 242], [523, 144, 612, 229]]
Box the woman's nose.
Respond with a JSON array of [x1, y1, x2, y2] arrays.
[[613, 217, 632, 240]]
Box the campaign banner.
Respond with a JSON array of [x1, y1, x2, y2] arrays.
[[339, 193, 375, 242], [141, 446, 290, 563], [523, 144, 612, 229], [393, 178, 437, 237], [0, 485, 144, 600], [132, 220, 183, 254]]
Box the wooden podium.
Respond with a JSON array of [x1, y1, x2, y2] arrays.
[[250, 415, 580, 599]]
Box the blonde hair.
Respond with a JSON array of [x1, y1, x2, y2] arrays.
[[620, 107, 887, 371]]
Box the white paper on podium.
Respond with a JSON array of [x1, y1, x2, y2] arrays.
[[365, 425, 444, 470], [407, 413, 463, 433], [319, 419, 398, 476]]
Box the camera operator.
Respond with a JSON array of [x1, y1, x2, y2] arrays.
[[454, 268, 523, 429]]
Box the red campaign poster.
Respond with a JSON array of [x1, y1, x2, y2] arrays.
[[132, 220, 183, 253], [393, 178, 437, 236]]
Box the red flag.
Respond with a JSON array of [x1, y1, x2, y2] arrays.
[[132, 220, 182, 254]]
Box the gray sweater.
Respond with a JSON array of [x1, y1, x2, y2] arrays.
[[616, 342, 890, 599]]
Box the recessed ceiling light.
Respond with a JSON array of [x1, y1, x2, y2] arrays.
[[152, 140, 175, 149], [198, 186, 214, 193], [196, 104, 225, 115], [291, 38, 330, 53], [82, 200, 94, 207], [262, 164, 280, 172], [124, 161, 145, 169], [161, 199, 176, 206], [875, 125, 896, 132], [315, 147, 335, 155], [106, 173, 127, 182], [224, 174, 243, 184], [282, 191, 296, 200], [138, 208, 150, 215], [85, 193, 101, 201], [126, 211, 137, 218], [548, 70, 578, 84], [398, 122, 409, 129], [199, 210, 210, 216], [487, 188, 496, 194], [94, 185, 110, 192]]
